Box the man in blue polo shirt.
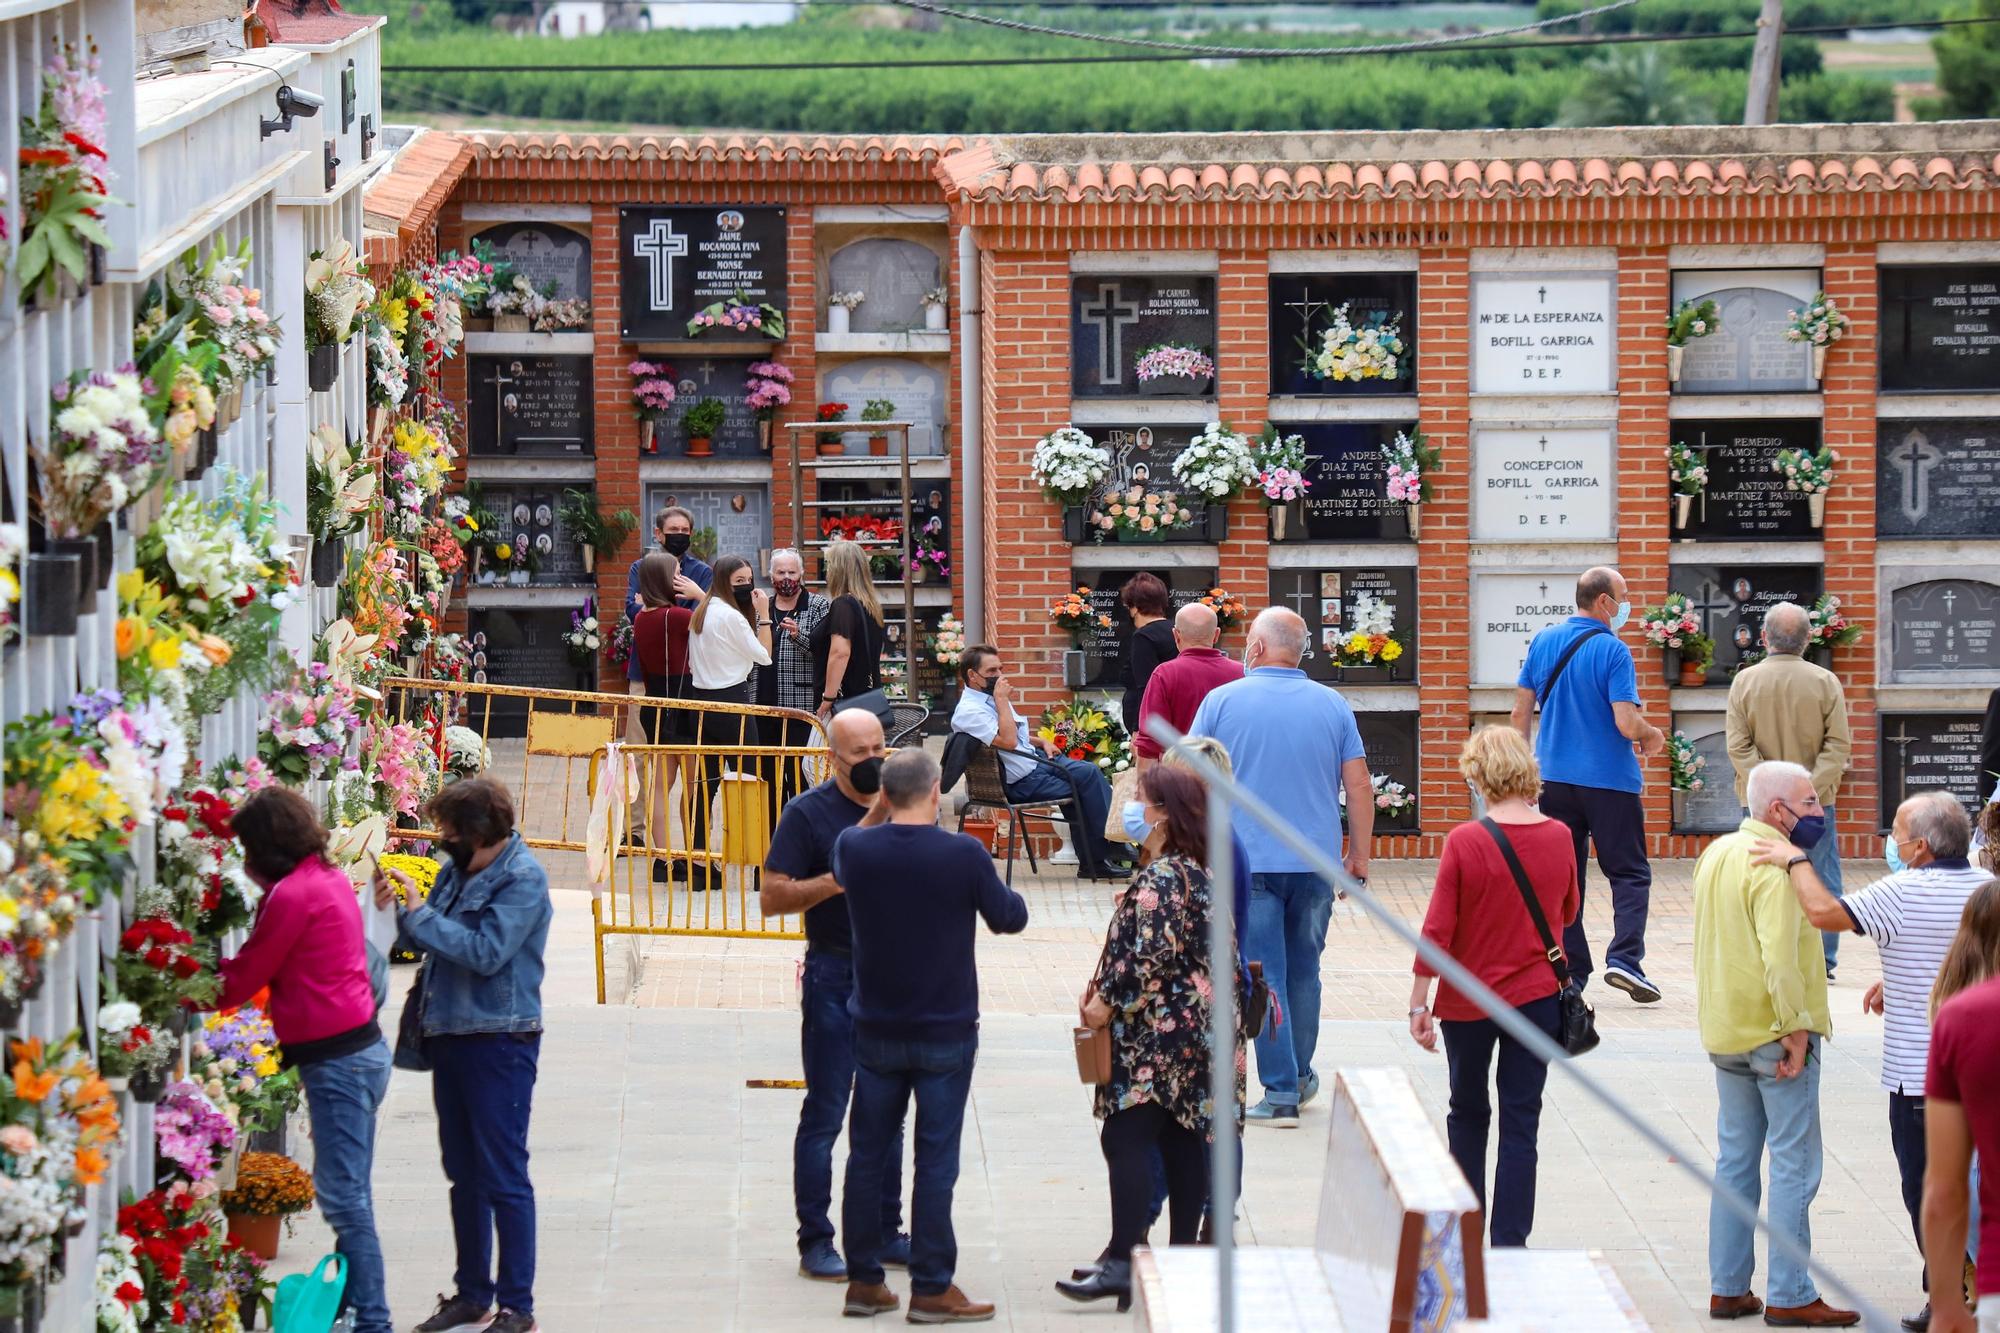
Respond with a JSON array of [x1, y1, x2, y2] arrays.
[[1510, 566, 1667, 1004]]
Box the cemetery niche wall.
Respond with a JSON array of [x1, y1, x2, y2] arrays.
[[1354, 712, 1421, 833], [471, 485, 593, 587], [1886, 578, 2000, 678], [1471, 426, 1616, 542], [1268, 272, 1417, 397], [1670, 420, 1822, 540], [1471, 271, 1616, 394], [619, 205, 789, 342], [466, 608, 591, 736], [1875, 418, 2000, 538], [1269, 567, 1418, 683], [1269, 420, 1420, 543], [1672, 721, 1743, 834], [824, 358, 949, 455], [1669, 268, 1821, 393], [470, 220, 591, 302], [469, 354, 593, 456], [1071, 567, 1216, 690], [644, 484, 773, 569], [1879, 713, 1989, 826], [828, 238, 944, 334], [1473, 574, 1579, 685], [651, 358, 770, 457], [1071, 274, 1218, 397], [1880, 265, 2000, 392], [1668, 564, 1824, 683]]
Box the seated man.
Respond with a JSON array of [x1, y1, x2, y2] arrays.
[[950, 645, 1126, 878]]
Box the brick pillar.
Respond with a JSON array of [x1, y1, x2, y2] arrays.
[[1417, 249, 1473, 841], [1215, 251, 1267, 635], [592, 202, 642, 678], [1823, 241, 1881, 853], [774, 208, 820, 553]]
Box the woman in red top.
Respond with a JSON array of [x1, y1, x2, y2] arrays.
[[1408, 725, 1579, 1249], [632, 552, 696, 882]]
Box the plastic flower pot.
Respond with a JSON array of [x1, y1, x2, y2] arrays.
[[24, 552, 80, 637], [47, 539, 97, 616], [686, 435, 714, 458], [308, 342, 340, 392], [191, 427, 216, 479], [1138, 373, 1210, 397], [815, 435, 846, 458], [227, 1211, 283, 1262], [93, 521, 113, 590], [1668, 343, 1686, 384], [1812, 344, 1827, 381], [310, 540, 343, 586], [581, 544, 597, 576], [1680, 660, 1709, 688], [640, 419, 657, 454], [828, 305, 851, 335], [1061, 508, 1087, 544], [1808, 493, 1826, 528], [1675, 493, 1693, 530], [494, 313, 530, 333], [1807, 644, 1833, 669], [130, 1067, 168, 1104], [1671, 789, 1690, 830], [464, 312, 493, 333], [1268, 502, 1299, 543], [1405, 503, 1421, 539], [1662, 647, 1682, 687], [924, 303, 948, 331], [102, 1075, 128, 1093]]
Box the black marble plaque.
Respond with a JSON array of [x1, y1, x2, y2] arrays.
[[1881, 266, 2000, 392], [470, 221, 591, 302], [1674, 726, 1744, 833], [469, 354, 593, 457], [474, 486, 591, 587], [619, 205, 788, 342], [1879, 712, 1988, 826], [466, 609, 593, 738], [1890, 579, 2000, 674], [1269, 567, 1418, 684], [827, 239, 943, 334], [1669, 563, 1824, 684], [1071, 274, 1218, 397], [1353, 711, 1420, 833], [644, 485, 772, 571], [1669, 270, 1819, 394], [1073, 567, 1216, 690], [659, 357, 764, 457], [1269, 272, 1417, 397], [1089, 423, 1202, 500], [1875, 418, 2000, 537], [1279, 421, 1419, 542], [1673, 419, 1819, 541]]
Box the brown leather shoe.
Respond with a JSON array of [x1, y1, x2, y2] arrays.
[[1712, 1293, 1765, 1319], [905, 1285, 996, 1324], [843, 1283, 899, 1318], [1763, 1299, 1861, 1327]]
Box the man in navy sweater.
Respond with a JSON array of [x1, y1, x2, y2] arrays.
[[832, 748, 1029, 1324]]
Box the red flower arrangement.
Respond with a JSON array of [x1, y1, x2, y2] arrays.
[[119, 1182, 216, 1325], [159, 789, 258, 936], [115, 917, 219, 1019], [818, 514, 904, 545]]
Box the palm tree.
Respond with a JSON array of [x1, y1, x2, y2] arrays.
[[1558, 48, 1716, 127]]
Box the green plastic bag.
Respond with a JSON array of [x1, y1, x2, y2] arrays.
[[273, 1253, 346, 1333]]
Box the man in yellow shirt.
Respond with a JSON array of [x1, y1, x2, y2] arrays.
[[1695, 761, 1851, 1328]]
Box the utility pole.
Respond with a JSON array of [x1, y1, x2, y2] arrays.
[[1743, 0, 1786, 125]]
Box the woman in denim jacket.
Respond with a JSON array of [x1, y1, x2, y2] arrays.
[[377, 777, 553, 1333]]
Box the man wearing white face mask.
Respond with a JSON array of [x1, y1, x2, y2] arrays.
[[1511, 566, 1666, 1004]]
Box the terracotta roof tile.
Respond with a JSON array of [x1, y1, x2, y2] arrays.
[[248, 0, 378, 46], [363, 130, 475, 265], [471, 132, 957, 173]]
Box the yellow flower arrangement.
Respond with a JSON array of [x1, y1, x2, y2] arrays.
[[381, 297, 410, 336], [40, 762, 129, 846], [220, 1151, 317, 1216], [493, 542, 512, 562], [379, 853, 440, 961]]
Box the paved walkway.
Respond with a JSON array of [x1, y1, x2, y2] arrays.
[[264, 840, 1939, 1332]]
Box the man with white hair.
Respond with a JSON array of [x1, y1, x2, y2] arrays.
[[1694, 761, 1851, 1328], [1726, 600, 1853, 976], [1752, 791, 1986, 1331], [1133, 602, 1244, 770], [1192, 607, 1370, 1128]]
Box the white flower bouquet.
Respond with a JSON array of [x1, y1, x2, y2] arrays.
[[829, 291, 866, 311], [35, 366, 164, 537], [1170, 421, 1257, 500], [1306, 304, 1406, 383], [305, 238, 376, 348], [1371, 774, 1416, 818], [1030, 426, 1112, 506]]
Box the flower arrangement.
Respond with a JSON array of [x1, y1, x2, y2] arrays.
[[828, 291, 865, 311], [94, 1230, 145, 1333], [819, 514, 902, 545], [1169, 421, 1257, 501], [1668, 439, 1710, 496], [1381, 429, 1439, 506], [905, 515, 950, 582], [564, 598, 603, 665], [923, 286, 949, 308], [1092, 488, 1196, 542], [306, 424, 375, 544], [194, 1007, 301, 1138], [688, 289, 785, 339], [96, 1000, 174, 1084], [220, 1152, 314, 1217], [361, 718, 441, 822], [930, 613, 966, 669], [558, 490, 638, 564], [815, 402, 849, 447], [1200, 587, 1247, 633], [1807, 592, 1864, 649], [15, 39, 117, 306], [1371, 774, 1416, 819], [35, 366, 164, 537], [174, 240, 282, 391], [1667, 731, 1706, 792], [364, 310, 411, 410], [3, 715, 134, 903], [605, 614, 635, 671], [628, 360, 677, 421], [1037, 700, 1124, 765], [1133, 343, 1215, 384], [0, 854, 81, 1005], [115, 918, 217, 1020], [1030, 426, 1112, 507], [379, 853, 439, 961], [116, 1182, 218, 1328], [1772, 445, 1836, 496], [257, 663, 362, 784], [1640, 594, 1703, 651], [1785, 292, 1850, 350], [154, 1082, 235, 1181], [745, 361, 792, 421], [0, 524, 20, 647], [390, 418, 455, 503], [1303, 304, 1406, 383], [1665, 297, 1721, 347], [1337, 590, 1405, 666], [1049, 587, 1111, 638], [443, 726, 489, 780], [157, 787, 260, 938], [304, 240, 374, 349], [1252, 427, 1312, 506]]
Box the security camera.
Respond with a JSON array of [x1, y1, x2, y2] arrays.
[[260, 84, 325, 139]]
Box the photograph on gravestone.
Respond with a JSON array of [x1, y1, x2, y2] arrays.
[[1470, 272, 1616, 394], [1671, 419, 1820, 541], [1472, 573, 1579, 685], [1880, 265, 2000, 392], [1268, 272, 1418, 397], [468, 354, 593, 457], [1668, 563, 1823, 683], [1353, 711, 1421, 832], [1673, 723, 1744, 833], [469, 221, 591, 302], [469, 484, 591, 586], [619, 205, 788, 342], [1889, 579, 2000, 675], [827, 239, 943, 334], [1669, 269, 1820, 393], [467, 609, 587, 738], [658, 358, 764, 457], [1269, 567, 1418, 683], [824, 358, 949, 455], [1470, 427, 1616, 542], [1071, 274, 1218, 397], [1878, 713, 1989, 828], [1272, 420, 1418, 542], [1074, 567, 1215, 689], [1875, 418, 2000, 537], [644, 485, 772, 573]]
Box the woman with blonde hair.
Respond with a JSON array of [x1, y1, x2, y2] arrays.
[[1407, 725, 1579, 1249], [810, 538, 886, 721]]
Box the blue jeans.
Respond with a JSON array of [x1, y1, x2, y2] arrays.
[[1811, 807, 1844, 970], [1889, 1091, 1981, 1289], [795, 951, 904, 1252], [1246, 871, 1333, 1106], [1007, 758, 1117, 871], [842, 1033, 978, 1295], [432, 1032, 540, 1314], [1709, 1037, 1823, 1308], [299, 1040, 393, 1333]]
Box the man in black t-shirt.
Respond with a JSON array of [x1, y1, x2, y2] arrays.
[[761, 708, 906, 1283]]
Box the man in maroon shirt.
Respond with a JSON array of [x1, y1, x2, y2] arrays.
[[1134, 603, 1244, 767], [1923, 959, 2000, 1333]]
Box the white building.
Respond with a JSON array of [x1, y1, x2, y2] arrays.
[[537, 0, 798, 36]]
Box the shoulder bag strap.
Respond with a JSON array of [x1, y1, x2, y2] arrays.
[[1478, 817, 1571, 989], [1535, 622, 1609, 708]]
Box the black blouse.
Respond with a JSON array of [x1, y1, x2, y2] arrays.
[[810, 594, 885, 701], [1121, 618, 1180, 734]]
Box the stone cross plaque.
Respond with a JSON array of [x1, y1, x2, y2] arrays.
[[1269, 567, 1418, 684], [1875, 418, 2000, 538], [1878, 712, 1989, 827], [827, 239, 942, 334], [1354, 711, 1421, 833], [1471, 273, 1616, 394], [1889, 579, 2000, 675], [1881, 266, 2000, 392], [1471, 427, 1616, 541], [618, 205, 788, 342], [661, 358, 765, 457], [1074, 567, 1216, 690], [1668, 563, 1824, 683], [823, 357, 948, 455], [1669, 269, 1819, 393], [644, 484, 772, 571], [1472, 574, 1578, 684], [1071, 274, 1218, 397], [1282, 420, 1419, 542], [1672, 419, 1819, 541], [466, 609, 588, 738], [1268, 272, 1417, 397], [1674, 724, 1744, 833], [470, 221, 591, 302], [469, 354, 593, 457]]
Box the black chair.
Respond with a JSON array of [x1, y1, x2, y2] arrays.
[[953, 736, 1108, 886], [885, 703, 931, 749]]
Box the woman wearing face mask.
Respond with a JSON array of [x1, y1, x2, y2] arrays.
[[377, 778, 554, 1333], [758, 548, 830, 821], [633, 551, 702, 883], [1058, 765, 1246, 1312], [214, 787, 393, 1333], [810, 539, 886, 722], [687, 555, 773, 890]]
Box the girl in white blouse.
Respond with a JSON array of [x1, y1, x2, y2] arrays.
[[684, 555, 773, 890]]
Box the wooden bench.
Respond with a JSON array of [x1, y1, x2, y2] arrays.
[[1134, 1066, 1648, 1332]]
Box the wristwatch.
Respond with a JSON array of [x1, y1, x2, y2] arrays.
[[1785, 855, 1810, 871]]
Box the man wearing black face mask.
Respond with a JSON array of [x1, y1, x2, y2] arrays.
[[761, 708, 909, 1283], [623, 506, 715, 690]]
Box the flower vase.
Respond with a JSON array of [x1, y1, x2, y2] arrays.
[[24, 553, 81, 637], [816, 436, 846, 458], [1808, 492, 1826, 528], [508, 570, 530, 587], [924, 302, 948, 331], [370, 406, 392, 442], [1671, 788, 1689, 829], [1807, 644, 1833, 669], [0, 998, 19, 1031], [1675, 493, 1693, 530], [130, 1067, 167, 1103], [218, 385, 242, 430], [1406, 504, 1421, 539], [494, 313, 530, 333], [1138, 373, 1210, 398], [1680, 660, 1709, 687], [868, 433, 889, 457], [1812, 343, 1827, 381], [828, 305, 851, 335], [1668, 343, 1685, 384], [581, 544, 597, 576], [686, 435, 714, 458], [1268, 502, 1298, 543], [226, 1211, 282, 1262], [911, 564, 927, 585], [1061, 507, 1087, 545], [311, 539, 343, 586], [640, 419, 657, 454], [1663, 647, 1682, 687], [103, 1075, 127, 1094], [47, 539, 97, 616], [308, 342, 339, 392]]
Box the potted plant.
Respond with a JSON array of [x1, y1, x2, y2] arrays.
[[923, 285, 949, 331], [688, 289, 786, 340], [1134, 343, 1216, 397], [1665, 297, 1721, 385], [629, 360, 677, 454], [1381, 427, 1439, 538], [861, 399, 896, 457], [1253, 427, 1313, 542], [1805, 593, 1863, 667], [1301, 302, 1406, 384], [1640, 594, 1703, 685], [1785, 291, 1850, 382], [679, 396, 727, 458], [305, 239, 373, 392], [1679, 631, 1715, 687], [1668, 439, 1709, 530], [221, 1151, 316, 1260], [827, 290, 864, 335], [1667, 730, 1707, 828], [1030, 425, 1112, 542], [746, 361, 792, 454], [690, 525, 719, 563], [1090, 488, 1196, 544], [1049, 587, 1111, 648], [557, 490, 637, 576], [1772, 444, 1836, 528], [97, 998, 175, 1101], [815, 402, 850, 458]]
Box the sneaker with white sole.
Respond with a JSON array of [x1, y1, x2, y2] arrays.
[[1245, 1098, 1299, 1127], [413, 1295, 494, 1333], [1602, 963, 1662, 1004]]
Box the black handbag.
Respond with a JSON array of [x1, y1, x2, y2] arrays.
[[1478, 818, 1600, 1058], [393, 965, 430, 1072]]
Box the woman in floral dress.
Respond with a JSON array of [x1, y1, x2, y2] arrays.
[[1057, 764, 1246, 1311]]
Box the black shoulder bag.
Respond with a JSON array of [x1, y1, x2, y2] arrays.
[[1534, 622, 1609, 708], [1478, 817, 1600, 1058]]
